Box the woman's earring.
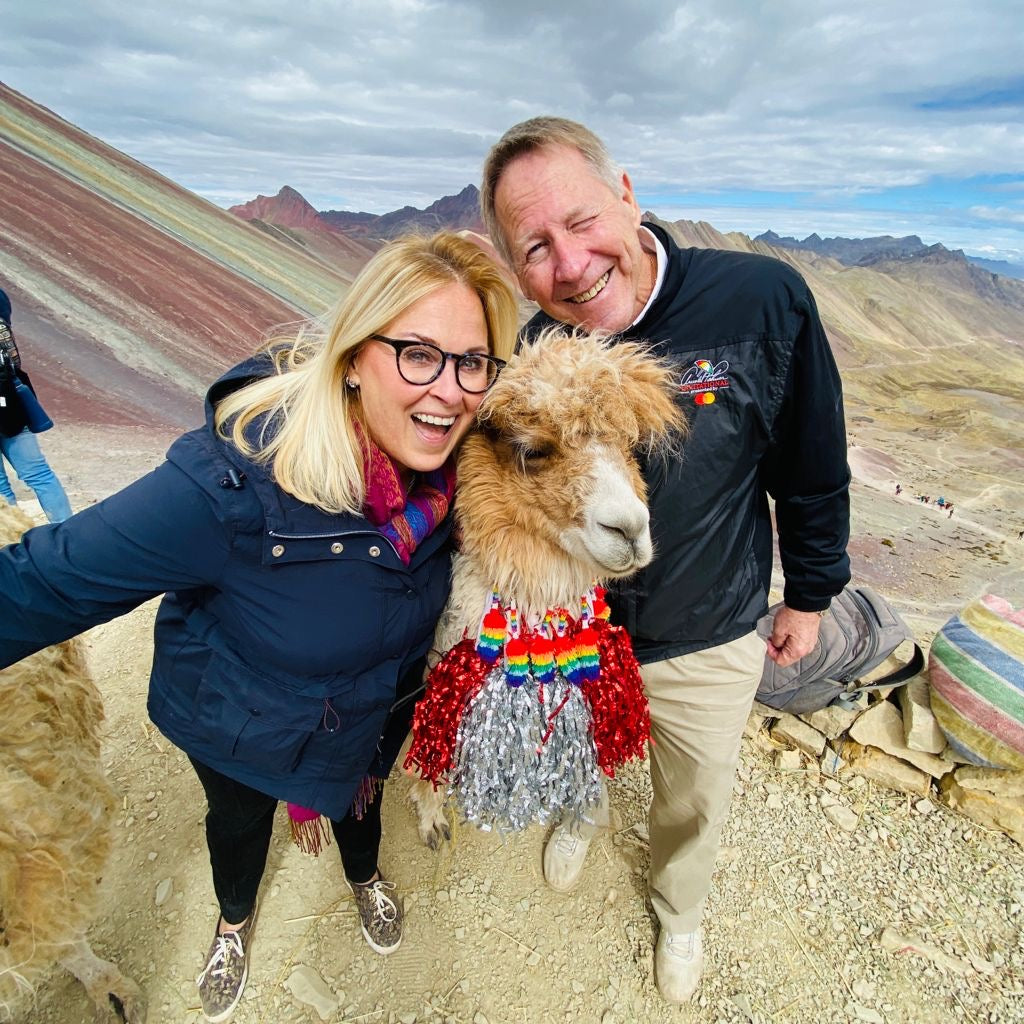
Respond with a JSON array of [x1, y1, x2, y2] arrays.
[[345, 377, 359, 390]]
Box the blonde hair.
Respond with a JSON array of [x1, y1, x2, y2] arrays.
[[481, 116, 623, 266], [214, 231, 518, 514]]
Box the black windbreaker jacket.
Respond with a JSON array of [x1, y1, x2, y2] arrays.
[[525, 223, 851, 663]]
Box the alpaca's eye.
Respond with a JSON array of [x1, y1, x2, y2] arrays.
[[517, 444, 553, 471]]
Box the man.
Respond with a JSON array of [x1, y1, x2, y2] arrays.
[[0, 287, 72, 523], [480, 117, 850, 1003]]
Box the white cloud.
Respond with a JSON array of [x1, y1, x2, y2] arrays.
[[2, 0, 1023, 257]]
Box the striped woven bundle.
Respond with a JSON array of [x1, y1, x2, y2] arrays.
[[929, 595, 1024, 769]]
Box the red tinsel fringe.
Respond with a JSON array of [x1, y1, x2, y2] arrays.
[[404, 638, 489, 784], [586, 620, 651, 777]]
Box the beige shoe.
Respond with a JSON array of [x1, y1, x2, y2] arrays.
[[542, 825, 591, 892], [655, 928, 703, 1004]]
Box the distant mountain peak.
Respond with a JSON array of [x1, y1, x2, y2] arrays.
[[229, 185, 326, 232], [756, 230, 933, 267]]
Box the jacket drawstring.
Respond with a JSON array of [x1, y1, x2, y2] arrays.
[[321, 698, 341, 732]]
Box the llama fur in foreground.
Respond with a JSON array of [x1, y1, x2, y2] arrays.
[[0, 505, 145, 1022], [410, 326, 685, 845]]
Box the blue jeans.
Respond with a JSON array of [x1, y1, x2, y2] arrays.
[[0, 428, 72, 523]]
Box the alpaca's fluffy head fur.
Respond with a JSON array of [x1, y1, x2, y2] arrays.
[[0, 505, 116, 1012], [452, 326, 685, 613]]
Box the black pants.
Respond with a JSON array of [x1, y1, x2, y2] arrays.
[[189, 757, 383, 924]]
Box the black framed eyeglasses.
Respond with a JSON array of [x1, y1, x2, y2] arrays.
[[369, 335, 506, 394]]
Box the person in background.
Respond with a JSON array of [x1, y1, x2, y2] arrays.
[[0, 233, 517, 1024], [0, 287, 72, 523], [480, 116, 850, 1004]]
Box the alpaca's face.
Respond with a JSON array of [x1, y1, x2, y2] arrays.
[[462, 428, 652, 579], [454, 331, 686, 599]]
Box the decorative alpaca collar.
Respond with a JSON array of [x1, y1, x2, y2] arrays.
[[406, 585, 651, 833]]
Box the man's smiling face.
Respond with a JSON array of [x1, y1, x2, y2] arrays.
[[494, 144, 655, 332]]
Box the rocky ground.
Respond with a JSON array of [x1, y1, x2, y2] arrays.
[[7, 417, 1024, 1024]]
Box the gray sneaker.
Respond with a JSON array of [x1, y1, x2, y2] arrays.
[[346, 877, 403, 954], [196, 904, 257, 1023]]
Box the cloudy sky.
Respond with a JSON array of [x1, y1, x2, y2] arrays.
[[4, 0, 1023, 263]]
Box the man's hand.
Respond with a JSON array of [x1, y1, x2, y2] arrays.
[[766, 606, 823, 667]]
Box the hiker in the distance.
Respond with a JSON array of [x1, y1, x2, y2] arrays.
[[0, 287, 72, 523]]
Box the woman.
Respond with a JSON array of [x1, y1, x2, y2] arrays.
[[0, 286, 73, 523], [0, 232, 517, 1023]]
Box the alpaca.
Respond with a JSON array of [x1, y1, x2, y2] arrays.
[[0, 505, 145, 1022], [409, 326, 685, 844]]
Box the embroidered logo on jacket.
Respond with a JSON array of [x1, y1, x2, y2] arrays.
[[679, 359, 730, 405]]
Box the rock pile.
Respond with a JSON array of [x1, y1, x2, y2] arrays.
[[752, 675, 1024, 843]]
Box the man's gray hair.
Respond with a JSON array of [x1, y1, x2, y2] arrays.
[[480, 116, 622, 267]]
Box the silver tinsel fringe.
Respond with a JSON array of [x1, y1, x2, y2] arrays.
[[450, 665, 602, 833]]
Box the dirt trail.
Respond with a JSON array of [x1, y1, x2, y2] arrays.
[[7, 422, 1024, 1024]]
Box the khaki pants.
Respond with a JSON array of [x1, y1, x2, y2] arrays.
[[644, 631, 764, 933]]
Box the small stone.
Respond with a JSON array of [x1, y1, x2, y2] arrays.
[[284, 962, 339, 1019], [765, 793, 784, 810], [839, 740, 932, 796], [454, 927, 466, 940], [770, 714, 827, 757], [154, 878, 173, 906], [955, 766, 1024, 797], [571, 981, 585, 994], [526, 951, 541, 967], [801, 703, 860, 740], [898, 678, 946, 753], [878, 926, 991, 975], [482, 913, 493, 930], [775, 748, 802, 772], [147, 851, 158, 861], [605, 888, 618, 905], [125, 816, 135, 828], [914, 798, 935, 815], [729, 993, 754, 1020], [146, 810, 159, 821], [823, 804, 859, 832], [145, 791, 156, 801], [820, 745, 847, 776], [852, 979, 876, 1001], [473, 1014, 489, 1024], [939, 776, 1024, 844], [851, 1003, 884, 1024]]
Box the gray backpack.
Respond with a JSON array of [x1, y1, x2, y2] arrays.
[[755, 585, 924, 715]]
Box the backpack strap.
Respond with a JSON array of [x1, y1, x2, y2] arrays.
[[832, 642, 925, 709]]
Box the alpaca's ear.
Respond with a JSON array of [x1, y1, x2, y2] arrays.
[[615, 350, 687, 448]]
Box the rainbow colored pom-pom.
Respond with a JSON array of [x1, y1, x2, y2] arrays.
[[504, 635, 530, 685], [527, 632, 555, 683], [476, 599, 507, 664]]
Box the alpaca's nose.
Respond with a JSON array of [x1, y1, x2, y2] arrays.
[[597, 506, 649, 547]]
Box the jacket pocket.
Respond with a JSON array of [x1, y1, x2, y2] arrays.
[[193, 652, 344, 774]]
